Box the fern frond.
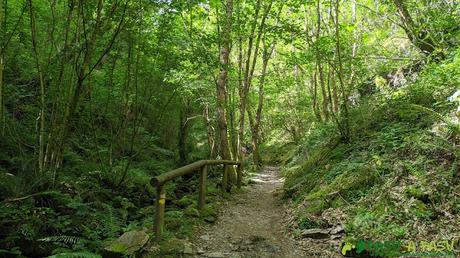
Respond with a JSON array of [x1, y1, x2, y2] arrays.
[[410, 104, 460, 134], [38, 235, 81, 247]]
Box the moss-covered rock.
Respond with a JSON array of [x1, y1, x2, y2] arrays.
[[104, 230, 149, 257], [159, 238, 195, 256]]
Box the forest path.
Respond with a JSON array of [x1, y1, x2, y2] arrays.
[[189, 166, 340, 258]]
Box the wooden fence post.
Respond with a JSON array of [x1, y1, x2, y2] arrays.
[[222, 165, 228, 192], [151, 160, 240, 240], [154, 184, 165, 241], [237, 163, 242, 189], [198, 165, 207, 211]]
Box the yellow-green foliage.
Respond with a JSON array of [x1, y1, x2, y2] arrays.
[[279, 49, 460, 241], [260, 137, 298, 165]]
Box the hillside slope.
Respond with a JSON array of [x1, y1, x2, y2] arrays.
[[270, 48, 460, 253]]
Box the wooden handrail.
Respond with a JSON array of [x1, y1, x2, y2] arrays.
[[150, 159, 242, 241]]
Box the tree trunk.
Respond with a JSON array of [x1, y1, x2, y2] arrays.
[[51, 0, 126, 175], [334, 0, 350, 141], [0, 53, 3, 136], [216, 0, 234, 190], [250, 41, 274, 168], [311, 73, 322, 122], [203, 104, 216, 159], [392, 0, 435, 55], [330, 68, 339, 114], [0, 0, 4, 136], [29, 0, 46, 175], [178, 106, 189, 165], [237, 0, 262, 165], [315, 0, 329, 121], [238, 0, 272, 165]]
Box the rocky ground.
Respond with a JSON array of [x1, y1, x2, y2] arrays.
[[188, 166, 343, 258]]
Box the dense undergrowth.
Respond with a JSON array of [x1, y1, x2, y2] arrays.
[[0, 107, 230, 257], [268, 48, 460, 243], [0, 159, 231, 257]]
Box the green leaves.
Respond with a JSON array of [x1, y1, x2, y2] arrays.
[[48, 252, 101, 258]]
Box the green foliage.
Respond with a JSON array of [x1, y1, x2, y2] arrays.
[[38, 236, 82, 248], [0, 0, 458, 255], [298, 217, 322, 230], [48, 252, 101, 258], [279, 48, 460, 241]]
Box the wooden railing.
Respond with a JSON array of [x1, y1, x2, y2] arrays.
[[150, 159, 242, 240]]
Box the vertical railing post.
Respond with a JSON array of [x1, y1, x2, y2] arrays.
[[198, 165, 207, 211], [154, 184, 165, 241], [222, 164, 228, 192], [237, 163, 242, 189]]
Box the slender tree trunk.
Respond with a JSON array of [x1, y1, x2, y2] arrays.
[[237, 0, 261, 165], [238, 0, 272, 165], [392, 0, 435, 54], [178, 104, 190, 165], [334, 0, 350, 141], [0, 0, 4, 136], [229, 82, 237, 157], [44, 0, 74, 169], [250, 42, 273, 168], [0, 52, 3, 137], [204, 104, 216, 159], [29, 0, 46, 175], [315, 0, 329, 122], [117, 20, 143, 188], [216, 0, 234, 190], [348, 0, 358, 86], [311, 73, 322, 122], [318, 63, 329, 121], [236, 15, 244, 163], [330, 67, 339, 114], [51, 0, 126, 175]]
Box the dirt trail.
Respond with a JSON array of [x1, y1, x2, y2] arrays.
[[191, 166, 339, 258]]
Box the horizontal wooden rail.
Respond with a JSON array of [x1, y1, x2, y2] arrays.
[[150, 159, 242, 241]]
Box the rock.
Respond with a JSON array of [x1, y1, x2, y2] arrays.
[[204, 215, 217, 223], [200, 235, 210, 241], [159, 238, 195, 255], [207, 252, 227, 258], [183, 243, 195, 255], [330, 225, 345, 235], [300, 228, 330, 239], [104, 230, 149, 256], [330, 234, 342, 240], [265, 243, 280, 253]]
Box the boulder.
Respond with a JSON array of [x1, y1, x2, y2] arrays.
[[104, 230, 149, 257]]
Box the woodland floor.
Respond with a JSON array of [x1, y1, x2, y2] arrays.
[[188, 166, 342, 258]]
